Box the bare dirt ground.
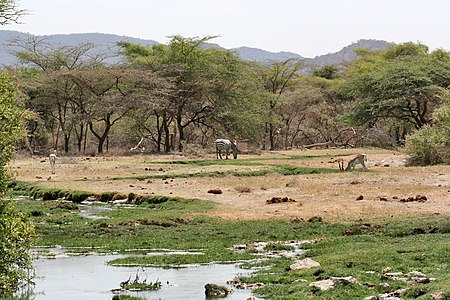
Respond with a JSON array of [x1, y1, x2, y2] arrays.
[[10, 148, 450, 222]]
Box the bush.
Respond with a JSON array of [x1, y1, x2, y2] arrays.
[[0, 200, 36, 295], [405, 125, 449, 165]]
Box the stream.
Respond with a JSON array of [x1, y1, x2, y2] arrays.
[[31, 253, 261, 300]]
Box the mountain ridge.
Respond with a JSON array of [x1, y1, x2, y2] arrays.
[[0, 30, 393, 73]]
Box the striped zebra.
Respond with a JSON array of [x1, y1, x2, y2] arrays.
[[215, 139, 238, 159]]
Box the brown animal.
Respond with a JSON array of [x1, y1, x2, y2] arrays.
[[334, 158, 345, 171], [345, 154, 367, 171]]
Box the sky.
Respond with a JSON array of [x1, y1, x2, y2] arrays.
[[4, 0, 450, 58]]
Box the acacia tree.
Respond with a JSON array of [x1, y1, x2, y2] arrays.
[[256, 58, 301, 150], [67, 66, 163, 154], [0, 0, 26, 25], [119, 36, 245, 151], [11, 37, 105, 153], [341, 43, 450, 141]]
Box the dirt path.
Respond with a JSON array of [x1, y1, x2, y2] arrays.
[[11, 149, 450, 221]]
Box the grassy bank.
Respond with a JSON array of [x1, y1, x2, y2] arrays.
[[13, 196, 450, 299]]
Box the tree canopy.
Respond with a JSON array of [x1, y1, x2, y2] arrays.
[[340, 43, 450, 131], [0, 0, 25, 25]]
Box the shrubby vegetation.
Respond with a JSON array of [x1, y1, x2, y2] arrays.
[[1, 36, 448, 164], [405, 96, 450, 165], [0, 73, 35, 296]]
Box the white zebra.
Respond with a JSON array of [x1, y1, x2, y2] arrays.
[[215, 139, 238, 159]]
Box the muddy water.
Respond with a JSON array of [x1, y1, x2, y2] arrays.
[[32, 254, 260, 300]]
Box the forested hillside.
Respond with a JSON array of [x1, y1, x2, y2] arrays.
[[3, 34, 450, 165]]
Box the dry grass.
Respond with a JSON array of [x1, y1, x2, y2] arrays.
[[10, 148, 450, 222]]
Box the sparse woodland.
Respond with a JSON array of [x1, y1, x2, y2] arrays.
[[3, 36, 450, 164]]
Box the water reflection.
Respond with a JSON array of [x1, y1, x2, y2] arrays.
[[31, 254, 260, 300]]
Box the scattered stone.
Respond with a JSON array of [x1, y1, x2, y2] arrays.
[[378, 288, 408, 300], [399, 195, 427, 203], [381, 270, 432, 284], [309, 276, 359, 291], [408, 271, 430, 284], [431, 291, 446, 300], [227, 277, 265, 290], [379, 282, 391, 289], [308, 216, 323, 223], [289, 258, 321, 270], [112, 193, 127, 201], [266, 196, 296, 204], [207, 189, 223, 194], [356, 195, 364, 200], [204, 283, 233, 298], [382, 272, 407, 282]]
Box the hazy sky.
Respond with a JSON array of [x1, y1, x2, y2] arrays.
[[4, 0, 450, 58]]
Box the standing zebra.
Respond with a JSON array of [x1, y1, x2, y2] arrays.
[[215, 139, 238, 159]]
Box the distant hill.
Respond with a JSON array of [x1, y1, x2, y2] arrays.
[[232, 46, 302, 62], [0, 31, 158, 66], [301, 39, 394, 74], [0, 31, 392, 73]]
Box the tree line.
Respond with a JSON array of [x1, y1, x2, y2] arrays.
[[3, 35, 450, 161]]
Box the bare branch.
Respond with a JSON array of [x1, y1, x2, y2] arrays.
[[0, 0, 27, 25]]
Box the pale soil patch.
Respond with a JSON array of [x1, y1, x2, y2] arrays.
[[10, 149, 450, 222]]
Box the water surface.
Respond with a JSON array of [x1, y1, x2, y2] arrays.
[[33, 254, 259, 299]]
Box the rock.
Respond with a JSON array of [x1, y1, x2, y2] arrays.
[[377, 288, 407, 300], [431, 291, 446, 300], [309, 276, 359, 291], [364, 296, 378, 300], [406, 271, 430, 283], [289, 258, 320, 270], [204, 283, 232, 298], [266, 196, 296, 204], [307, 216, 323, 223], [379, 282, 391, 289], [207, 189, 223, 194], [356, 195, 364, 200]]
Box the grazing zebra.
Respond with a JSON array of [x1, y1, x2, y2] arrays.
[[215, 139, 238, 159]]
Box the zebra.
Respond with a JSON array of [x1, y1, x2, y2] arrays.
[[215, 139, 238, 159]]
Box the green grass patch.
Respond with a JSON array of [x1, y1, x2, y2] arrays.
[[11, 195, 450, 299]]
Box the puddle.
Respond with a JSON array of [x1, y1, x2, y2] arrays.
[[78, 204, 113, 219], [31, 254, 261, 300]]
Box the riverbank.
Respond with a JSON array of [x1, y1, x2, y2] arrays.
[[9, 148, 450, 299]]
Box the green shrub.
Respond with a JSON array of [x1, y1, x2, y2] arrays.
[[405, 125, 448, 165]]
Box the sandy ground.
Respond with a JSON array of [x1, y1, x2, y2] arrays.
[[10, 148, 450, 222]]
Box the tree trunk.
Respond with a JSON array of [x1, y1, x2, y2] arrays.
[[163, 114, 171, 153], [268, 122, 275, 150], [63, 133, 70, 153]]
